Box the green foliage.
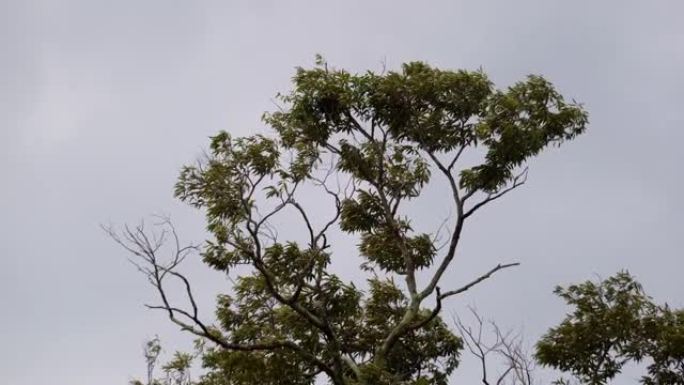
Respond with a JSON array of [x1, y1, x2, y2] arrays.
[[357, 279, 462, 385], [264, 61, 586, 194], [536, 272, 684, 385], [120, 57, 587, 385], [173, 60, 584, 384], [641, 308, 684, 384], [130, 338, 198, 385]]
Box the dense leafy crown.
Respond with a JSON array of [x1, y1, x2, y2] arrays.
[[536, 272, 684, 385], [122, 59, 587, 385]]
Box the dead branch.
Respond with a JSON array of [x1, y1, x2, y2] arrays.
[[454, 307, 536, 385]]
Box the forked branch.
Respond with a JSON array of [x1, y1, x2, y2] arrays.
[[454, 307, 536, 385], [103, 219, 337, 378]]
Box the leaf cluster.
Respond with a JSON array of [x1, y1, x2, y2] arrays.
[[536, 272, 684, 385]]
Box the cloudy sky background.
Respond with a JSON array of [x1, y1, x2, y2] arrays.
[[1, 1, 683, 384]]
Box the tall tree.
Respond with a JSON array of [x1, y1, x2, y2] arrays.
[[109, 58, 587, 385]]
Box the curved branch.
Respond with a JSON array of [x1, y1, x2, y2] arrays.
[[409, 263, 520, 332], [463, 167, 528, 219]]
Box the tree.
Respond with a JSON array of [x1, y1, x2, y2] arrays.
[[536, 271, 684, 385], [109, 58, 587, 385], [130, 337, 201, 385]]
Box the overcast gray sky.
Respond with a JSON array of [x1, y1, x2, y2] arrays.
[[1, 1, 683, 384]]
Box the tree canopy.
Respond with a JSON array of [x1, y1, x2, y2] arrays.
[[537, 272, 684, 385], [110, 58, 588, 385]]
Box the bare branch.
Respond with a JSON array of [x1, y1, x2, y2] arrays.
[[463, 167, 528, 219], [454, 308, 536, 385], [409, 263, 520, 332], [105, 219, 337, 379], [439, 263, 520, 299], [448, 144, 468, 171], [420, 151, 465, 301]]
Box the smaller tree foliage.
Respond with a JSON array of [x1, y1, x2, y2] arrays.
[[536, 271, 684, 385], [110, 58, 587, 385], [131, 337, 200, 385]]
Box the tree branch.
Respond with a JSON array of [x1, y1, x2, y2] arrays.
[[409, 263, 520, 332], [463, 167, 528, 219], [105, 220, 338, 379]]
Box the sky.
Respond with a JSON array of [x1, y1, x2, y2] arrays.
[[1, 0, 683, 384]]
